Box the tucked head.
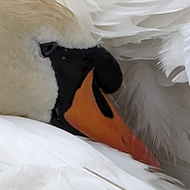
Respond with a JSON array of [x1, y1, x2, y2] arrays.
[[0, 0, 96, 122], [0, 0, 160, 168]]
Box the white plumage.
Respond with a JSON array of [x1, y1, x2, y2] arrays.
[[0, 115, 183, 190]]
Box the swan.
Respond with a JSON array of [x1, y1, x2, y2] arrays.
[[0, 0, 170, 189], [0, 0, 161, 167], [0, 0, 188, 189]]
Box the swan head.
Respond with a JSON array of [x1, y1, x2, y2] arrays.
[[0, 0, 96, 122], [0, 0, 160, 167]]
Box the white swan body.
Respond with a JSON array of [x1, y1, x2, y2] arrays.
[[0, 115, 183, 190]]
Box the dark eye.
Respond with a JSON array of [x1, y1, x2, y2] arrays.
[[40, 42, 57, 57]]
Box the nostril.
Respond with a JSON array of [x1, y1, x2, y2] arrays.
[[83, 58, 94, 66], [80, 58, 94, 73]]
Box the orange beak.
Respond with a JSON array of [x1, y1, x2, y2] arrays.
[[64, 70, 160, 168]]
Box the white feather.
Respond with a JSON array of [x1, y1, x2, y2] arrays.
[[158, 27, 190, 84], [0, 115, 183, 190], [112, 59, 190, 187], [181, 24, 190, 84]]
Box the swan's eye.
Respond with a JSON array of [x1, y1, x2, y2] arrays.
[[40, 42, 57, 57]]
